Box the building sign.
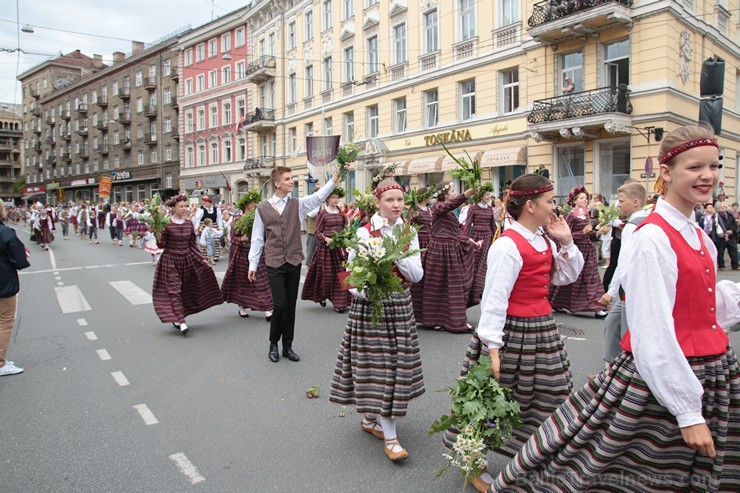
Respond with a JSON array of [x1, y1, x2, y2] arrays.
[[183, 174, 228, 190], [46, 182, 60, 190], [23, 186, 46, 193], [424, 129, 472, 146], [71, 179, 87, 186], [112, 170, 131, 180], [489, 124, 509, 136]]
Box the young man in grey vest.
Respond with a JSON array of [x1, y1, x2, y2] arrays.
[[248, 166, 342, 362]]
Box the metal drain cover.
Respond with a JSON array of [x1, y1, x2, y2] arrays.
[[557, 325, 584, 338]]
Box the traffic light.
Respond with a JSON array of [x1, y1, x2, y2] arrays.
[[699, 57, 724, 135], [653, 128, 664, 142]]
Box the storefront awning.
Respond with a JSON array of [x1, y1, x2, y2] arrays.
[[406, 156, 442, 175], [22, 192, 44, 201], [391, 160, 409, 175], [442, 151, 483, 171], [480, 146, 527, 168]]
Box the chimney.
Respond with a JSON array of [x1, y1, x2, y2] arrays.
[[112, 52, 126, 64], [93, 54, 103, 68], [131, 41, 145, 55]]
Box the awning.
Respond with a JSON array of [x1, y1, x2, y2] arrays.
[[22, 192, 44, 200], [391, 160, 410, 175], [406, 156, 442, 174], [480, 146, 527, 168], [442, 151, 483, 171]]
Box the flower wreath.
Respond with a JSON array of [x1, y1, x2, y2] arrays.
[[433, 183, 452, 202], [566, 186, 591, 208]]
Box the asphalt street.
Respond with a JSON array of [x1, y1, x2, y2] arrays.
[[2, 226, 739, 493]]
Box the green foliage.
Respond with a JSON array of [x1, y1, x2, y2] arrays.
[[140, 194, 168, 236], [329, 224, 357, 250], [352, 187, 377, 215], [335, 141, 360, 181], [343, 222, 423, 325], [232, 210, 256, 241], [443, 143, 483, 191], [236, 190, 262, 211], [597, 203, 620, 228], [472, 183, 494, 204]]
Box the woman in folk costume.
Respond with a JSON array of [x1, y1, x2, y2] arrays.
[[221, 191, 273, 321], [330, 178, 424, 463], [492, 125, 740, 492], [124, 202, 148, 248], [416, 183, 479, 332], [301, 187, 353, 313], [408, 188, 432, 316], [35, 209, 54, 250], [548, 186, 608, 317], [152, 195, 223, 335], [442, 174, 584, 492], [463, 185, 497, 307]]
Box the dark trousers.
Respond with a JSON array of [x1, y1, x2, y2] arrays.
[[718, 236, 739, 269], [266, 262, 302, 348]]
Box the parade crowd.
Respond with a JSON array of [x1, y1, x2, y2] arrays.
[[2, 125, 740, 492]]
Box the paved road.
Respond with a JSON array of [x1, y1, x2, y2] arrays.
[[2, 227, 739, 493]]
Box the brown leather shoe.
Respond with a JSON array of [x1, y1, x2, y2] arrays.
[[361, 419, 384, 440], [471, 474, 492, 493], [383, 439, 409, 462]]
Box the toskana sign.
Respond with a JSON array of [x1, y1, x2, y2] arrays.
[[424, 129, 472, 146]]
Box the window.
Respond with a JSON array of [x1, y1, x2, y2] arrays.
[[561, 51, 584, 93], [501, 68, 520, 113], [288, 127, 297, 153], [237, 99, 246, 119], [137, 150, 144, 165], [343, 112, 354, 142], [163, 59, 171, 75], [556, 145, 585, 196], [288, 22, 296, 50], [196, 75, 205, 92], [211, 142, 218, 163], [367, 36, 379, 73], [223, 66, 231, 84], [367, 105, 379, 138], [343, 0, 354, 19], [343, 46, 354, 83], [186, 147, 194, 167], [235, 27, 245, 47], [305, 65, 314, 97], [186, 113, 194, 133], [91, 90, 98, 104], [236, 61, 246, 79], [288, 74, 297, 103], [238, 138, 246, 160], [208, 39, 218, 58], [500, 0, 521, 26], [323, 57, 333, 91], [196, 43, 205, 62], [424, 89, 439, 128], [460, 79, 476, 121], [603, 39, 630, 88], [184, 49, 193, 66], [305, 11, 314, 40], [198, 145, 206, 165], [366, 0, 379, 6], [304, 122, 314, 139], [268, 33, 275, 56], [224, 140, 232, 162], [224, 102, 232, 125], [210, 106, 218, 128], [393, 98, 406, 133], [135, 71, 143, 86], [324, 117, 333, 135], [598, 140, 631, 198], [259, 39, 266, 58], [186, 79, 193, 95], [198, 109, 205, 130], [136, 97, 143, 113], [393, 24, 407, 64], [222, 32, 231, 52], [151, 150, 157, 163], [210, 70, 218, 88], [459, 0, 476, 40], [164, 117, 172, 133], [164, 88, 171, 104], [322, 0, 332, 31]]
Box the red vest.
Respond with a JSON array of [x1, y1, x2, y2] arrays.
[[621, 213, 728, 357], [502, 229, 553, 317]]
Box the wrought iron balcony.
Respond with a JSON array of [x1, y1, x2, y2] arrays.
[[45, 137, 56, 146], [528, 86, 632, 124], [61, 132, 72, 141], [528, 0, 633, 42], [46, 117, 56, 126], [246, 56, 277, 83], [118, 140, 132, 151], [144, 77, 157, 90], [33, 142, 42, 152], [118, 112, 131, 124], [119, 87, 131, 99], [77, 127, 89, 137], [62, 152, 71, 162], [143, 133, 157, 145], [243, 109, 276, 133], [30, 108, 41, 117], [169, 68, 179, 81], [95, 96, 108, 107], [169, 96, 178, 108], [77, 104, 88, 114], [143, 105, 157, 118], [79, 149, 89, 159], [96, 121, 108, 131], [46, 157, 56, 166], [244, 156, 276, 176], [98, 144, 110, 155], [60, 110, 71, 120]]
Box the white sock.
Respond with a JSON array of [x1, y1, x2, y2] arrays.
[[180, 322, 188, 331], [379, 417, 403, 452], [265, 310, 273, 317]]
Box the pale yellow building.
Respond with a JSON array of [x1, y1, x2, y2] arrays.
[[242, 0, 739, 203]]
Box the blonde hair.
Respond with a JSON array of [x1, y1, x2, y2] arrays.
[[659, 124, 715, 167], [0, 202, 5, 221], [617, 181, 647, 204], [203, 218, 213, 227]]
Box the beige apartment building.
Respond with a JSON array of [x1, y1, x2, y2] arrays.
[[240, 0, 739, 202], [0, 104, 23, 203], [18, 32, 186, 205]]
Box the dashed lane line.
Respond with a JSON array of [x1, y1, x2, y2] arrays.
[[77, 319, 88, 326], [111, 371, 130, 386], [96, 349, 111, 361], [84, 331, 97, 341], [133, 404, 159, 425], [169, 453, 205, 485]]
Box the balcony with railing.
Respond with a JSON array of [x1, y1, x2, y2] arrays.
[[30, 107, 41, 117], [46, 117, 56, 126], [33, 127, 42, 135], [527, 85, 633, 140], [528, 0, 634, 42], [33, 142, 42, 152], [118, 140, 132, 151], [243, 108, 276, 133], [143, 133, 158, 145], [169, 96, 178, 108], [77, 127, 89, 137], [119, 87, 131, 99], [45, 137, 56, 146], [243, 156, 276, 177], [62, 152, 71, 162], [169, 68, 179, 81], [61, 131, 72, 141], [79, 148, 89, 159], [171, 127, 179, 140], [144, 105, 157, 118], [246, 56, 277, 83], [118, 112, 131, 124], [46, 156, 56, 166], [77, 103, 88, 114], [0, 141, 13, 152], [31, 88, 40, 99], [60, 110, 71, 120], [144, 77, 157, 90], [95, 96, 108, 107], [96, 121, 109, 131], [98, 144, 110, 155]]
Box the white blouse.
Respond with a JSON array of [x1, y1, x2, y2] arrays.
[[623, 198, 740, 428], [477, 219, 584, 350]]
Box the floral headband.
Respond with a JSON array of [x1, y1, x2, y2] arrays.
[[658, 138, 718, 164], [567, 186, 590, 207], [433, 184, 451, 201], [375, 184, 404, 198]]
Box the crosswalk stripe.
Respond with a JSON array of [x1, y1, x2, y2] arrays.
[[54, 285, 92, 314], [109, 281, 152, 305]]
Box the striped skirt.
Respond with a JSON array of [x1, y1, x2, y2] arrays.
[[443, 315, 572, 457], [329, 286, 425, 418], [493, 349, 740, 492]]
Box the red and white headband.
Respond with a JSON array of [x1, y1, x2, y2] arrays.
[[375, 184, 404, 198], [658, 138, 718, 164]]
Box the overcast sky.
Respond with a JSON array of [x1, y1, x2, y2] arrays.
[[0, 0, 252, 104]]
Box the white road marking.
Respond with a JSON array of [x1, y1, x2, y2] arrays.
[[215, 271, 225, 280], [169, 453, 205, 485], [109, 281, 152, 305], [14, 296, 18, 319], [133, 404, 159, 425], [84, 331, 97, 340], [125, 261, 152, 266], [53, 271, 59, 275], [77, 318, 88, 326], [48, 248, 57, 270], [111, 371, 130, 386], [20, 266, 83, 275], [57, 282, 64, 286], [96, 349, 111, 361], [54, 276, 61, 280], [54, 286, 92, 313]]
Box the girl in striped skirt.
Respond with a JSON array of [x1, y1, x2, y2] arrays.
[[493, 125, 740, 492], [463, 187, 497, 307], [330, 178, 425, 463], [444, 174, 585, 492], [409, 190, 432, 317]]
